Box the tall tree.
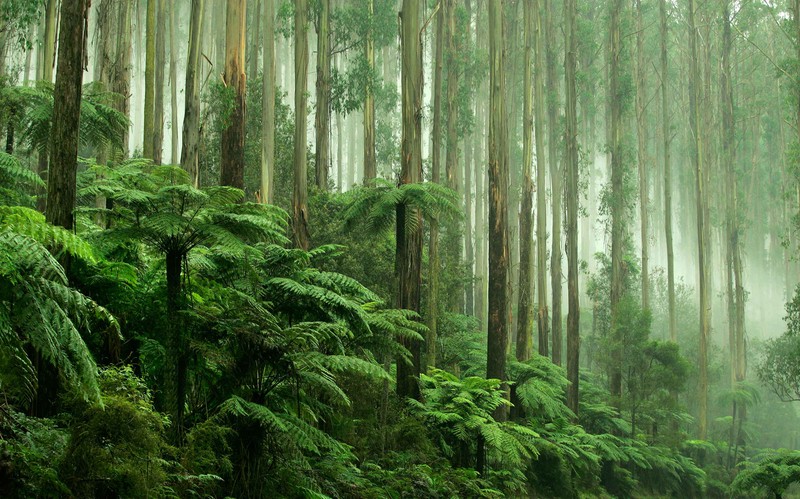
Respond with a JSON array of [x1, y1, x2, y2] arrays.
[[426, 1, 443, 369], [546, 0, 561, 364], [445, 0, 459, 191], [45, 0, 89, 230], [35, 0, 59, 211], [143, 0, 156, 159], [487, 0, 509, 421], [609, 0, 625, 403], [564, 0, 580, 416], [261, 0, 276, 203], [293, 0, 310, 249], [220, 0, 247, 190], [363, 0, 376, 182], [169, 0, 179, 164], [181, 0, 204, 186], [635, 0, 649, 310], [534, 0, 549, 357], [153, 0, 166, 164], [397, 0, 423, 400], [315, 0, 330, 190], [660, 0, 675, 343], [688, 0, 709, 439], [516, 0, 534, 362]]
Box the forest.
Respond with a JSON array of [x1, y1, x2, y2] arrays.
[[2, 0, 800, 497]]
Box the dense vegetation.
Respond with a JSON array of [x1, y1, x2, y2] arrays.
[[2, 0, 800, 497]]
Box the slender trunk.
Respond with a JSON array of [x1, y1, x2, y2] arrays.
[[153, 0, 166, 165], [516, 0, 534, 362], [534, 0, 549, 356], [635, 0, 649, 310], [547, 0, 561, 365], [445, 0, 458, 191], [220, 0, 247, 190], [169, 0, 179, 164], [564, 0, 580, 417], [688, 0, 709, 439], [45, 0, 88, 231], [294, 0, 310, 248], [660, 0, 675, 343], [609, 0, 625, 403], [249, 0, 262, 79], [315, 0, 330, 189], [363, 0, 376, 182], [487, 0, 509, 421], [426, 2, 443, 370], [464, 0, 474, 318], [143, 0, 156, 159], [261, 0, 275, 203], [36, 0, 59, 212], [181, 0, 204, 186], [397, 0, 423, 400]]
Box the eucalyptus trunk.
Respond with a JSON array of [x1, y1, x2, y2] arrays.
[[688, 0, 710, 439], [426, 3, 443, 370], [564, 0, 580, 417], [153, 0, 166, 165], [315, 0, 331, 190], [364, 0, 377, 182], [294, 0, 310, 249], [143, 0, 156, 159], [488, 0, 509, 421], [181, 0, 205, 186], [635, 0, 649, 310], [220, 0, 247, 190], [660, 0, 675, 343], [534, 0, 549, 356], [516, 0, 534, 362], [397, 0, 423, 400], [45, 0, 88, 231], [261, 0, 276, 203], [546, 0, 561, 364]]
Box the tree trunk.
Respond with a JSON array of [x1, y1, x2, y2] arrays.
[[660, 0, 675, 343], [293, 0, 310, 249], [463, 0, 474, 318], [261, 0, 275, 203], [534, 0, 549, 357], [220, 0, 247, 190], [249, 0, 262, 79], [45, 0, 88, 231], [516, 0, 534, 362], [35, 0, 59, 212], [315, 0, 330, 190], [169, 0, 179, 164], [564, 0, 580, 417], [153, 0, 166, 165], [363, 0, 376, 182], [143, 0, 156, 159], [426, 1, 443, 370], [688, 0, 709, 439], [546, 0, 561, 365], [487, 0, 509, 421], [609, 0, 625, 404], [397, 0, 423, 400], [445, 0, 458, 192], [165, 250, 187, 443], [635, 0, 649, 311], [181, 0, 204, 187]]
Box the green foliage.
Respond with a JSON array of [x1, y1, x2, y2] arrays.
[[731, 449, 800, 498], [60, 367, 170, 499], [759, 285, 800, 402], [0, 208, 119, 406]]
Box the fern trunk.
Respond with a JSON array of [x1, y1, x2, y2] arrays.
[[165, 250, 186, 443]]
